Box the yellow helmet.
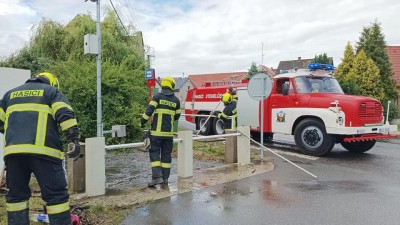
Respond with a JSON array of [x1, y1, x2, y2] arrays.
[[221, 93, 232, 104], [36, 72, 60, 89], [161, 77, 176, 90]]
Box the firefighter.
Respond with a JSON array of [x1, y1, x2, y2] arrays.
[[227, 86, 238, 102], [216, 93, 237, 131], [0, 72, 80, 225], [141, 77, 181, 187]]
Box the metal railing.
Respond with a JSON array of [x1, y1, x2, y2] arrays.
[[85, 127, 251, 197]]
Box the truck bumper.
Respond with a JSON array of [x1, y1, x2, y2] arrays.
[[326, 124, 398, 135]]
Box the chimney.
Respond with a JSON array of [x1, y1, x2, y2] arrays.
[[298, 57, 301, 61]]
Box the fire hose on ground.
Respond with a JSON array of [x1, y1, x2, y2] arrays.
[[237, 130, 318, 179]]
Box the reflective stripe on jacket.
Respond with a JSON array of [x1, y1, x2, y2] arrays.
[[0, 79, 77, 160], [142, 89, 181, 138]]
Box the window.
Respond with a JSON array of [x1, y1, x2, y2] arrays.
[[294, 76, 344, 94], [275, 78, 290, 94]]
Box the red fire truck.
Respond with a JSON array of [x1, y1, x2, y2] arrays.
[[184, 64, 398, 156]]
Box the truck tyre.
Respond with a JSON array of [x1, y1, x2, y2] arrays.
[[212, 117, 225, 135], [197, 115, 213, 135], [294, 118, 334, 156], [250, 131, 273, 143], [340, 140, 376, 153]]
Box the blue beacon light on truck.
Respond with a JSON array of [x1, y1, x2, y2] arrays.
[[308, 63, 334, 71]]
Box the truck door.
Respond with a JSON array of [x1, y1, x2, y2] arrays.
[[270, 78, 295, 134]]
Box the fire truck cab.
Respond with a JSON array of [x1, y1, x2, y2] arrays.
[[184, 63, 398, 156]]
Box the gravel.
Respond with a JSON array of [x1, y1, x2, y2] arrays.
[[105, 148, 223, 190]]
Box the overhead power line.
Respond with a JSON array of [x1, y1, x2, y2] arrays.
[[108, 0, 129, 35]]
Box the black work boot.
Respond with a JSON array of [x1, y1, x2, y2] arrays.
[[48, 211, 71, 225], [8, 208, 29, 225], [163, 178, 168, 184], [148, 177, 163, 187], [161, 178, 169, 189]]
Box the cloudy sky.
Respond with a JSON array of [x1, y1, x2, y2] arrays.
[[0, 0, 399, 77]]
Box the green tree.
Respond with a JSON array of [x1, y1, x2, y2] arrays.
[[312, 53, 331, 64], [336, 42, 357, 94], [0, 11, 147, 143], [246, 62, 259, 80], [356, 20, 398, 118], [348, 50, 383, 100]]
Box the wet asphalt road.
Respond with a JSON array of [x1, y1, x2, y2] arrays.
[[121, 138, 400, 225]]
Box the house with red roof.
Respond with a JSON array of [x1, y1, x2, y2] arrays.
[[386, 46, 400, 117], [188, 72, 247, 87], [155, 77, 195, 109], [187, 65, 275, 88]]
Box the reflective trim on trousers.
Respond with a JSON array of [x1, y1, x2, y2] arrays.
[[6, 201, 28, 212], [47, 201, 70, 214]]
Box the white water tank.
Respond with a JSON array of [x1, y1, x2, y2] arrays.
[[0, 67, 30, 167]]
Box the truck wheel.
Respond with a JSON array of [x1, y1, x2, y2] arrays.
[[250, 131, 273, 143], [197, 116, 213, 135], [340, 140, 376, 153], [294, 119, 334, 156], [212, 117, 225, 135]]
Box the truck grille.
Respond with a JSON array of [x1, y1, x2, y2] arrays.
[[358, 101, 382, 123]]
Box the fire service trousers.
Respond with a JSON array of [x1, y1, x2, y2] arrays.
[[149, 137, 173, 180], [5, 155, 70, 225]]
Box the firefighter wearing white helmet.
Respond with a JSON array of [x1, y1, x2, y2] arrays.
[[215, 93, 237, 131], [0, 72, 80, 225], [141, 77, 181, 187]]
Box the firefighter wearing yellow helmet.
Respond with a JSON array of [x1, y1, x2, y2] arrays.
[[141, 76, 181, 187], [215, 92, 237, 131], [0, 72, 80, 225]]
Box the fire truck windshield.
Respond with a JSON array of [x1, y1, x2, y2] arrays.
[[294, 76, 344, 94]]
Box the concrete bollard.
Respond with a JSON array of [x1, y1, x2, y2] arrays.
[[178, 130, 193, 178], [67, 142, 85, 193], [85, 137, 105, 197], [225, 130, 238, 163], [237, 126, 250, 165]]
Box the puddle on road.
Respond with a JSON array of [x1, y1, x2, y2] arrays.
[[84, 158, 274, 207], [286, 180, 375, 193]]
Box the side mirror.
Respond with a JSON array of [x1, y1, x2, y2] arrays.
[[282, 83, 289, 96]]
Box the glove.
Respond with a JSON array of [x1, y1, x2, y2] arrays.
[[67, 141, 81, 161], [140, 118, 147, 128], [64, 126, 81, 161], [143, 131, 151, 151]]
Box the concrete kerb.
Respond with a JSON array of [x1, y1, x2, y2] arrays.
[[78, 126, 257, 198]]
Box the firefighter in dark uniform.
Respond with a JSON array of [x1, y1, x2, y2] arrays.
[[141, 77, 181, 187], [0, 72, 80, 225], [216, 93, 237, 131]]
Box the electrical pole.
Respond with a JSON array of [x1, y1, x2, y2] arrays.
[[145, 45, 155, 68], [95, 0, 103, 137]]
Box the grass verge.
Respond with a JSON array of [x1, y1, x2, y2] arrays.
[[172, 140, 225, 162]]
